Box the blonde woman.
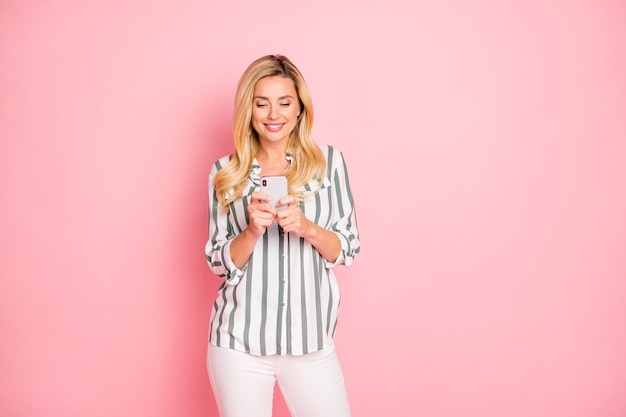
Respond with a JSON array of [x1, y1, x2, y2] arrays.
[[206, 55, 360, 417]]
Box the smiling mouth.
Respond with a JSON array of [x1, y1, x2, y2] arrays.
[[265, 124, 284, 132]]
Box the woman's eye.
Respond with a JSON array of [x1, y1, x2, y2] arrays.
[[256, 103, 268, 108], [280, 102, 291, 107]]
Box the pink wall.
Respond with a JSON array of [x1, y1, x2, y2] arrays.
[[1, 1, 625, 416]]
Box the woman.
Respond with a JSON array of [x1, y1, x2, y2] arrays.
[[205, 54, 360, 417]]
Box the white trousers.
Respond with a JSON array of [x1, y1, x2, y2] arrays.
[[207, 343, 351, 417]]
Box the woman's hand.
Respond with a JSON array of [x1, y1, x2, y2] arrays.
[[275, 195, 313, 238], [247, 191, 279, 237]]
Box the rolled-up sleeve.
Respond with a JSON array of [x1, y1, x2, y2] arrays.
[[324, 149, 360, 268], [205, 161, 247, 286]]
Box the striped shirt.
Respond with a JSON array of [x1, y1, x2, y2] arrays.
[[206, 145, 360, 356]]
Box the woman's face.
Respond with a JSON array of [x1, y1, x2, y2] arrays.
[[251, 76, 301, 146]]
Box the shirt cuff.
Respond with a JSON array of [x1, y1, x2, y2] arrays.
[[323, 250, 345, 269], [223, 240, 246, 286]]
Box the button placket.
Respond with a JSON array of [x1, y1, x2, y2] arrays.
[[278, 227, 287, 309]]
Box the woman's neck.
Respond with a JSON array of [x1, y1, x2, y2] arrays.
[[256, 146, 289, 176]]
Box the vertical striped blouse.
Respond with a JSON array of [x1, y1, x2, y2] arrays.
[[206, 145, 360, 356]]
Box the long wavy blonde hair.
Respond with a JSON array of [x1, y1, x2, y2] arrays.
[[214, 55, 326, 211]]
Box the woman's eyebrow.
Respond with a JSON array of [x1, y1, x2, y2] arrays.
[[253, 95, 294, 100]]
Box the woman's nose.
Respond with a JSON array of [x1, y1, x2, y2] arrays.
[[268, 105, 279, 119]]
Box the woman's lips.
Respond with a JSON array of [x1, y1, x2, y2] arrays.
[[265, 123, 284, 132]]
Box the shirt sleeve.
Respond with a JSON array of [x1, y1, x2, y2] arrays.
[[205, 160, 247, 286], [324, 148, 360, 268]]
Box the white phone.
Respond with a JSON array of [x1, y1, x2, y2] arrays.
[[260, 176, 288, 210]]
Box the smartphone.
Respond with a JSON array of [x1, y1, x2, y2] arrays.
[[260, 176, 288, 210]]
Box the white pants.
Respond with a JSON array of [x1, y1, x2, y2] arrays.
[[207, 343, 351, 417]]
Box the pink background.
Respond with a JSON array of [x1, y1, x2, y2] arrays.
[[1, 1, 625, 416]]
